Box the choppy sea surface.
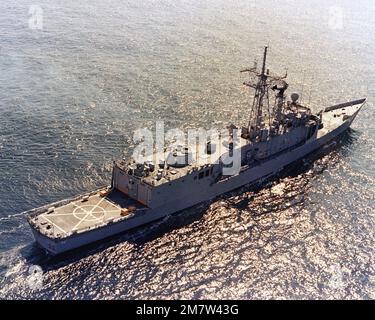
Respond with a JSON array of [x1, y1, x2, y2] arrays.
[[0, 0, 374, 299]]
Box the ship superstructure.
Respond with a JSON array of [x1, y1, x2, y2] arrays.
[[27, 47, 366, 255], [110, 47, 321, 209]]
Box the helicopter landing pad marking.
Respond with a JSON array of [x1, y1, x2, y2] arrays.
[[35, 190, 144, 237], [73, 205, 106, 222], [39, 195, 123, 235], [71, 197, 108, 231]]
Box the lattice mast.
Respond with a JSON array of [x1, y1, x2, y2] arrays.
[[241, 46, 288, 139]]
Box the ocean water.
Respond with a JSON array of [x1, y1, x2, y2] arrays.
[[0, 0, 374, 299]]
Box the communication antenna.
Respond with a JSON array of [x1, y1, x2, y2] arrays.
[[308, 79, 313, 106], [241, 46, 288, 139], [300, 71, 305, 105]]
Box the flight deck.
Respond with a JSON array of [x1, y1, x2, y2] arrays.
[[30, 190, 146, 239]]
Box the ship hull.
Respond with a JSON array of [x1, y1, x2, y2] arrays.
[[29, 106, 361, 255]]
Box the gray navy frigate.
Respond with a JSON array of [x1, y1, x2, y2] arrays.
[[27, 47, 366, 255]]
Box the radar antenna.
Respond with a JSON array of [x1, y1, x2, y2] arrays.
[[241, 47, 288, 140]]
